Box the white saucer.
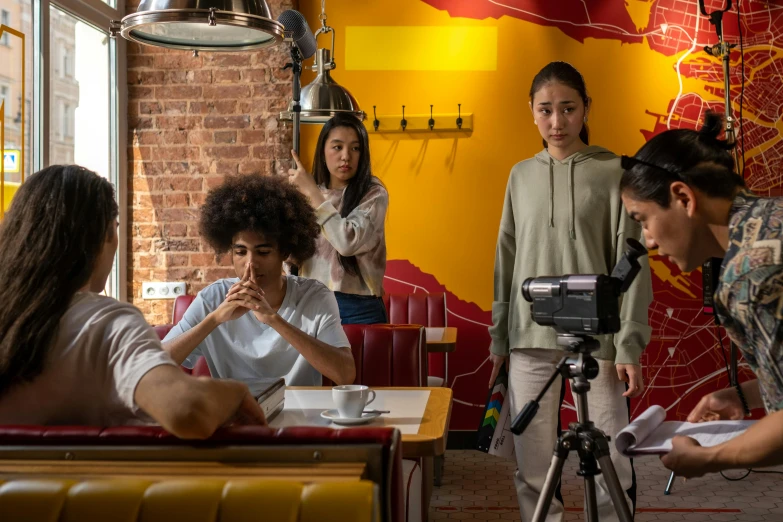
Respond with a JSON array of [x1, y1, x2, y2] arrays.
[[320, 409, 381, 425]]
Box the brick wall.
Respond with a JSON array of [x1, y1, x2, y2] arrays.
[[126, 0, 295, 325]]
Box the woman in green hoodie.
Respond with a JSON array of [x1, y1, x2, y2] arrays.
[[488, 61, 653, 521]]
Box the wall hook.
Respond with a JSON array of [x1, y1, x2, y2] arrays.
[[401, 105, 407, 131], [456, 103, 463, 130], [373, 106, 380, 131], [429, 105, 435, 130]]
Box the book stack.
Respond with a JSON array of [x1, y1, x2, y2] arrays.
[[243, 377, 286, 422]]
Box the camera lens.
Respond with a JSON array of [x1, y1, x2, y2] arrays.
[[521, 278, 533, 302]]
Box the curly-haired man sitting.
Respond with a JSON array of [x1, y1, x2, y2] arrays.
[[162, 175, 355, 386]]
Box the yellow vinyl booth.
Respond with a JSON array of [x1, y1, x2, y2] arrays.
[[0, 478, 379, 522]]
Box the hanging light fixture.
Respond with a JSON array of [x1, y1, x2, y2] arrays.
[[110, 0, 284, 52], [280, 0, 365, 123]]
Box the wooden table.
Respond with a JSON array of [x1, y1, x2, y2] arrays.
[[274, 387, 453, 458], [424, 327, 457, 353], [274, 387, 452, 521]]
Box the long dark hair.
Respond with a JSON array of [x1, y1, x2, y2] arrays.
[[620, 112, 743, 208], [0, 165, 118, 396], [312, 113, 378, 276], [529, 61, 590, 149]]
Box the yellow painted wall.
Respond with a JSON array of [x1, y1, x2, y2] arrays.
[[298, 0, 679, 310]]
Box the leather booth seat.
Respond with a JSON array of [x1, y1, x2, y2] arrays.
[[0, 478, 378, 522], [383, 293, 448, 387], [324, 324, 426, 388], [0, 425, 402, 522]]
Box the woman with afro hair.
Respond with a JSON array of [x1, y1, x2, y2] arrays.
[[162, 175, 355, 386]]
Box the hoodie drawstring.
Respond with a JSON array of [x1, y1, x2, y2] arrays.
[[548, 158, 554, 228], [568, 158, 576, 240]]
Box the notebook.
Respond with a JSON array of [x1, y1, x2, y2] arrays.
[[615, 405, 754, 457]]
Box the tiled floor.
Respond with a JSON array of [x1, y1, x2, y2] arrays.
[[430, 450, 783, 521]]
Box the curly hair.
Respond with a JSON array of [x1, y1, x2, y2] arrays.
[[199, 174, 320, 262]]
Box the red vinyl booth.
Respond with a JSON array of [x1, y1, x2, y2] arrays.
[[383, 293, 448, 387]]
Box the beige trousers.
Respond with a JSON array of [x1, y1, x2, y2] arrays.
[[508, 349, 635, 522]]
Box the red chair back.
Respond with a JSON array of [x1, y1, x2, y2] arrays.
[[383, 293, 446, 328], [173, 294, 196, 324], [325, 324, 427, 388], [151, 295, 204, 376], [383, 293, 447, 381]]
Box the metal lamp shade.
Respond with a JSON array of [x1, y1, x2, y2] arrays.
[[296, 48, 365, 123], [115, 0, 284, 51]]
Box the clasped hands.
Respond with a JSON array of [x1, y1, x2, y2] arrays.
[[213, 262, 276, 324]]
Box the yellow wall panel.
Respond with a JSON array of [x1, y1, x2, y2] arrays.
[[345, 26, 497, 71]]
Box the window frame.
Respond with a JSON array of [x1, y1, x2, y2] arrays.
[[32, 0, 128, 300], [0, 82, 10, 118]]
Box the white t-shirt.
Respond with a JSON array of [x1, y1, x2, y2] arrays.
[[0, 292, 176, 426], [164, 276, 350, 386]]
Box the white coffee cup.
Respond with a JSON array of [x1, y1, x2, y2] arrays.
[[332, 384, 376, 419]]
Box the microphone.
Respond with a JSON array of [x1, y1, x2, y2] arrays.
[[277, 10, 317, 60]]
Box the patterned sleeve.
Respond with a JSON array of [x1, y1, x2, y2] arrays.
[[721, 266, 783, 412], [314, 183, 388, 257]]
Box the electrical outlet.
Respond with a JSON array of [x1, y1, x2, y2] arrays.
[[142, 282, 187, 300]]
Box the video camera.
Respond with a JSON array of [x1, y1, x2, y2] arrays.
[[509, 239, 649, 438], [521, 238, 648, 338]]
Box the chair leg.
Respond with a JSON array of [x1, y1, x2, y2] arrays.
[[434, 454, 445, 487], [664, 471, 675, 495]]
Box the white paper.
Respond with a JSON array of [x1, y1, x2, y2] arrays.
[[615, 405, 754, 456]]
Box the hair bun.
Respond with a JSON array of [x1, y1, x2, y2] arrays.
[[698, 111, 735, 150]]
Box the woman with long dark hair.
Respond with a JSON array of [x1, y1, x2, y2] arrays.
[[0, 165, 266, 436], [288, 113, 389, 324], [487, 62, 653, 521]]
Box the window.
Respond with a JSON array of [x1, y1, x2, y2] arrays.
[[46, 3, 122, 297], [0, 0, 126, 298], [0, 85, 9, 118], [1, 10, 9, 46], [61, 102, 70, 138], [63, 48, 71, 77]]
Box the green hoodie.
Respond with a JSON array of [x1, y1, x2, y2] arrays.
[[489, 146, 653, 364]]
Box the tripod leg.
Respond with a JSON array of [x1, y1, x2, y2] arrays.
[[583, 475, 599, 522], [533, 453, 567, 522], [596, 453, 633, 522], [665, 471, 675, 495]]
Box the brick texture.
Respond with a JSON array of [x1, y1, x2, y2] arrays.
[[126, 0, 295, 325]]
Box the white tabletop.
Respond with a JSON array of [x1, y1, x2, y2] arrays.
[[269, 389, 431, 435]]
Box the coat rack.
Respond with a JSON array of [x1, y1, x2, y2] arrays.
[[368, 104, 473, 133]]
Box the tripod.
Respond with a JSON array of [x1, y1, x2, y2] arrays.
[[510, 334, 633, 522]]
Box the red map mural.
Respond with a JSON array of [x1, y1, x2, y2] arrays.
[[385, 0, 778, 431]]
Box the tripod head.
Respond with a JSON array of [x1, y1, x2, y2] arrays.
[[509, 334, 601, 436]]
